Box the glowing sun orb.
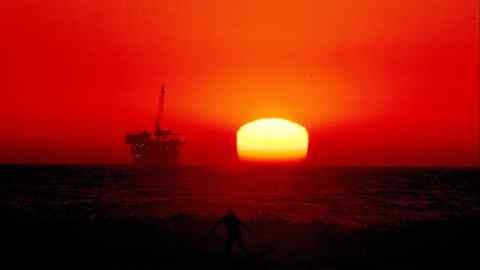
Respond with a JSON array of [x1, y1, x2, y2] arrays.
[[237, 118, 309, 162]]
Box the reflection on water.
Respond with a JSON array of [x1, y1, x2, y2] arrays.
[[3, 165, 480, 227]]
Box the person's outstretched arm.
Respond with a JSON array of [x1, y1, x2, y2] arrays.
[[239, 220, 253, 233], [208, 217, 224, 234]]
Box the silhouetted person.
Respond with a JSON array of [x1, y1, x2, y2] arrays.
[[209, 209, 252, 257]]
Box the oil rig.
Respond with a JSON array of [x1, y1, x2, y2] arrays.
[[125, 85, 184, 167]]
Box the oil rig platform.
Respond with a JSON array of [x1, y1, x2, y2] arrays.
[[125, 85, 184, 167]]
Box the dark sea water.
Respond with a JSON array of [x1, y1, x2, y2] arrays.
[[2, 165, 479, 228]]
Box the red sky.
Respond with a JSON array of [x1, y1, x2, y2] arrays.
[[1, 0, 478, 166]]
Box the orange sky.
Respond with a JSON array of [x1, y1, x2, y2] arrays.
[[1, 0, 478, 166]]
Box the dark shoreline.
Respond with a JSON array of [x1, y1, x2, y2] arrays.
[[3, 206, 479, 269], [2, 165, 479, 268]]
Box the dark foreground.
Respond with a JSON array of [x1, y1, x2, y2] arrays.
[[2, 165, 480, 269], [3, 207, 480, 269]]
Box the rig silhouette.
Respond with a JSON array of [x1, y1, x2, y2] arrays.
[[125, 85, 184, 167]]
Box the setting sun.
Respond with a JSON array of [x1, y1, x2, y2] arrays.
[[237, 118, 309, 162]]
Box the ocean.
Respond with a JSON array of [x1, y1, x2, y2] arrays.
[[3, 165, 479, 227], [3, 164, 480, 268]]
